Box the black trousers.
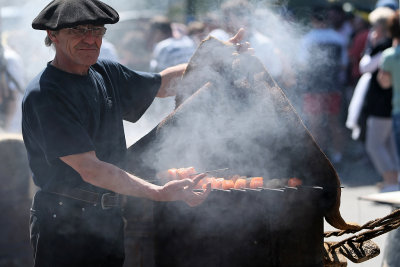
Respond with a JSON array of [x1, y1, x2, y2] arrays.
[[30, 190, 125, 267]]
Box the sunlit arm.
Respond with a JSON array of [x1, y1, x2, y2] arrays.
[[377, 69, 392, 89], [359, 53, 382, 74], [157, 63, 188, 98], [60, 151, 210, 206]]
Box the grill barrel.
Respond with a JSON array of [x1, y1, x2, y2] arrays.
[[153, 186, 324, 267]]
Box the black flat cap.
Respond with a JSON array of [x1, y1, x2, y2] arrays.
[[32, 0, 119, 30]]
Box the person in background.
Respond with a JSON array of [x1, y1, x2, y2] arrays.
[[145, 16, 197, 130], [23, 0, 247, 266], [327, 4, 354, 49], [347, 14, 370, 87], [376, 9, 400, 263], [360, 7, 398, 192], [298, 6, 348, 164], [99, 38, 119, 62], [187, 20, 207, 46], [375, 0, 399, 11], [378, 9, 400, 192], [118, 30, 150, 71], [0, 33, 24, 133], [147, 16, 196, 73]]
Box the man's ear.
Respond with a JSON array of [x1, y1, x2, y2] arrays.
[[46, 30, 58, 43]]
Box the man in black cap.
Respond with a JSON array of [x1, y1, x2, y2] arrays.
[[23, 0, 246, 266]]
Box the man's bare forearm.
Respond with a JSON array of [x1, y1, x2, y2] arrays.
[[157, 63, 188, 98], [87, 162, 162, 199], [60, 151, 210, 206], [61, 151, 162, 200]]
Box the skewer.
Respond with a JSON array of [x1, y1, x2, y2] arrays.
[[189, 168, 229, 176]]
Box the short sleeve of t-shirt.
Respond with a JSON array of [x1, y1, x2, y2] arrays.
[[380, 48, 395, 72], [23, 79, 95, 162], [23, 62, 161, 164], [95, 61, 161, 123]]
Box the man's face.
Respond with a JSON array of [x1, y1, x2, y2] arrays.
[[49, 24, 105, 72]]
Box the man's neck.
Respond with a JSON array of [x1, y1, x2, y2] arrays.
[[51, 56, 90, 76]]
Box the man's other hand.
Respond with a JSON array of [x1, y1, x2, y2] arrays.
[[227, 28, 254, 54], [158, 173, 211, 207]]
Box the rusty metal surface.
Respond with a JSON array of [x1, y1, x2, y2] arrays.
[[324, 242, 348, 267]]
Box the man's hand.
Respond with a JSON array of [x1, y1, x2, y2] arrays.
[[228, 28, 245, 44], [157, 63, 188, 98], [157, 28, 253, 99], [227, 28, 253, 54], [158, 173, 211, 207]]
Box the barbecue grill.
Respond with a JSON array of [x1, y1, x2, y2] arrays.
[[122, 36, 357, 267]]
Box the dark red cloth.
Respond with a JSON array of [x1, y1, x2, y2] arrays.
[[303, 91, 342, 115], [348, 29, 369, 84]]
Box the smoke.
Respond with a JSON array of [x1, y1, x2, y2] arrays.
[[127, 40, 323, 187], [253, 4, 308, 66], [127, 25, 339, 265], [124, 2, 331, 181], [0, 0, 343, 191], [1, 0, 323, 144]]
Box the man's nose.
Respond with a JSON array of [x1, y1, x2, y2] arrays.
[[81, 31, 98, 44]]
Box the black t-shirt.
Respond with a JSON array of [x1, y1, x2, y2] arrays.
[[22, 60, 161, 192], [364, 39, 393, 118]]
